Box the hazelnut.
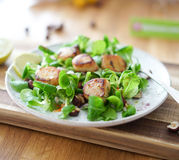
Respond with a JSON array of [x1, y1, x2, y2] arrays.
[[90, 21, 96, 28], [72, 94, 86, 107], [55, 24, 64, 32], [28, 80, 34, 89], [69, 108, 80, 117], [167, 121, 179, 132], [78, 82, 83, 89], [46, 33, 50, 41], [133, 91, 142, 99], [25, 27, 29, 36]]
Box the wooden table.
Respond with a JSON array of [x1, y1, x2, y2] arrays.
[[0, 0, 178, 159]]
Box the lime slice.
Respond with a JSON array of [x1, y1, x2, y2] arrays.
[[13, 53, 42, 77], [0, 39, 13, 64]]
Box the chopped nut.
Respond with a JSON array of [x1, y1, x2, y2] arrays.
[[47, 25, 54, 31], [167, 121, 179, 132], [69, 108, 80, 117], [78, 82, 83, 89], [55, 24, 64, 32], [25, 27, 29, 36], [72, 94, 86, 107], [133, 91, 142, 99], [46, 24, 64, 33], [90, 21, 96, 28], [28, 80, 34, 89], [45, 33, 50, 41], [54, 97, 60, 104]]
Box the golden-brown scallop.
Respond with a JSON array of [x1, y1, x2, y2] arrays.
[[83, 78, 110, 99], [58, 45, 80, 60], [35, 66, 60, 86], [72, 54, 99, 72], [101, 55, 126, 72]]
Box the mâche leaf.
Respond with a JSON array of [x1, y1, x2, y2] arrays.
[[59, 105, 76, 119], [92, 40, 106, 55], [73, 35, 89, 52], [10, 80, 28, 92], [102, 107, 117, 121], [38, 45, 55, 55], [22, 63, 37, 80], [116, 46, 133, 65], [122, 105, 136, 117], [87, 96, 106, 121], [33, 81, 57, 94]]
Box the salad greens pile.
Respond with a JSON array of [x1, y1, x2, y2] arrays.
[[10, 35, 148, 121]]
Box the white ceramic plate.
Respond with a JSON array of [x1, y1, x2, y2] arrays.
[[5, 44, 170, 127]]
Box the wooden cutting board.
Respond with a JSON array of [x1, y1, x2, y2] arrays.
[[0, 63, 178, 160]]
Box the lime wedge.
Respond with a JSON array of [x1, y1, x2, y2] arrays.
[[13, 53, 42, 77], [0, 39, 13, 64]]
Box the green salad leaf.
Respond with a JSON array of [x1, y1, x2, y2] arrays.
[[102, 107, 117, 121], [119, 70, 147, 99], [74, 35, 89, 52], [59, 70, 70, 88], [123, 77, 140, 99], [10, 80, 28, 92], [33, 81, 57, 94], [129, 63, 141, 74], [91, 40, 106, 56], [38, 45, 55, 55], [107, 90, 124, 111], [139, 78, 148, 90], [59, 105, 75, 119], [22, 63, 37, 80], [122, 105, 136, 117], [116, 46, 133, 65], [20, 89, 54, 111], [58, 70, 79, 104], [87, 96, 106, 121], [93, 56, 102, 66], [103, 35, 119, 54], [65, 58, 73, 68], [20, 89, 38, 102]]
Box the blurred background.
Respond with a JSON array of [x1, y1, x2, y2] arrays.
[[0, 0, 179, 64]]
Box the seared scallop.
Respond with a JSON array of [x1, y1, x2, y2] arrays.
[[72, 54, 99, 72], [35, 66, 60, 86], [58, 45, 80, 60], [101, 55, 126, 72], [83, 78, 110, 99]]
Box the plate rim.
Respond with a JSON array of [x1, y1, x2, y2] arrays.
[[5, 46, 170, 127]]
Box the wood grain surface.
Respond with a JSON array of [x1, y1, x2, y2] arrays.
[[0, 0, 179, 160]]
